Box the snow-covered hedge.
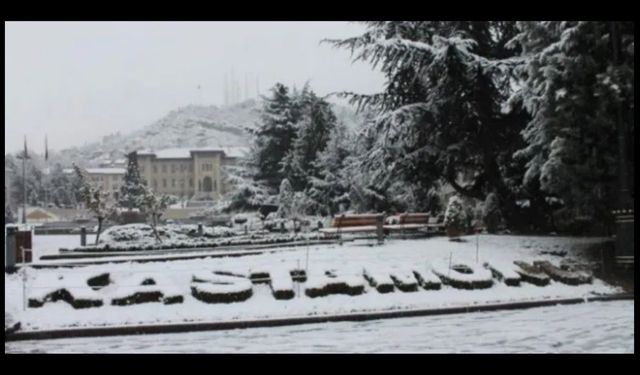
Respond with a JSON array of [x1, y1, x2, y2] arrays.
[[62, 224, 328, 253], [483, 261, 522, 286], [29, 273, 103, 309], [191, 272, 253, 303], [412, 268, 442, 290], [305, 271, 366, 298], [431, 261, 493, 289], [109, 274, 183, 306], [363, 269, 395, 293], [533, 260, 592, 285], [389, 271, 419, 292], [269, 270, 295, 300], [513, 261, 550, 286]]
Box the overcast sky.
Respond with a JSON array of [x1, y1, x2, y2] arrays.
[[5, 22, 385, 154]]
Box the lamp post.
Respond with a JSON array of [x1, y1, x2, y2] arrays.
[[610, 21, 634, 270]]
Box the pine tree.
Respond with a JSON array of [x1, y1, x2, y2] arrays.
[[251, 84, 299, 192], [510, 21, 634, 232], [326, 21, 525, 223], [308, 120, 353, 215], [281, 88, 337, 191], [119, 151, 146, 211], [277, 178, 294, 219]]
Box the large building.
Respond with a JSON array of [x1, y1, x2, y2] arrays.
[[136, 147, 246, 200], [65, 147, 247, 201]]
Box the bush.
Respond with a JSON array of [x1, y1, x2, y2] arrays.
[[444, 196, 466, 238]]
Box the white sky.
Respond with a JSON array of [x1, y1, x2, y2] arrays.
[[5, 21, 385, 153]]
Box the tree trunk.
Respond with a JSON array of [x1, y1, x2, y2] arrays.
[[152, 214, 162, 243], [95, 217, 103, 245]]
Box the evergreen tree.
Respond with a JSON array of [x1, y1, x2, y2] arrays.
[[326, 21, 525, 223], [510, 21, 634, 232], [281, 87, 338, 191], [277, 178, 294, 219], [308, 121, 353, 216], [251, 84, 299, 192], [118, 151, 146, 210]]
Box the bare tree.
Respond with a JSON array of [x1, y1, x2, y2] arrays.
[[73, 164, 116, 244], [140, 185, 171, 243]]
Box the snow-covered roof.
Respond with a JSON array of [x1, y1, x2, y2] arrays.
[[137, 147, 249, 159], [85, 168, 126, 175]]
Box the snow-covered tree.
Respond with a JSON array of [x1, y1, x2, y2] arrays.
[[308, 120, 353, 216], [73, 164, 117, 244], [326, 22, 526, 224], [5, 187, 15, 224], [118, 151, 146, 211], [139, 185, 171, 243], [444, 195, 466, 238], [281, 87, 337, 191], [510, 21, 634, 231], [482, 192, 502, 233], [251, 83, 300, 192], [277, 178, 294, 219]]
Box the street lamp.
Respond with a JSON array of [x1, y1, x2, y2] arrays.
[[610, 22, 634, 270]]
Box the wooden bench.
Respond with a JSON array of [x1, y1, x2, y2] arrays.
[[319, 214, 385, 244]]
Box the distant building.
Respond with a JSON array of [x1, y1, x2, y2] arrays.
[[63, 167, 126, 200], [64, 147, 248, 201], [137, 147, 247, 201]]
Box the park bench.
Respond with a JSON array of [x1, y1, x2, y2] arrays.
[[384, 213, 445, 235], [319, 213, 385, 244]]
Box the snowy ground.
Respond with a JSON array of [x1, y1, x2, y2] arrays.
[[5, 235, 622, 332], [5, 301, 634, 353]]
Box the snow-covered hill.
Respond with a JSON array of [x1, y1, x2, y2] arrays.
[[52, 100, 261, 167], [5, 99, 364, 169]]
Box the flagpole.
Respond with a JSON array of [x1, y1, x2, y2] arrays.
[[19, 136, 30, 224]]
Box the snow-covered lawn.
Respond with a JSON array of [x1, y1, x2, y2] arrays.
[[5, 301, 634, 353], [32, 235, 96, 260], [5, 235, 622, 332]]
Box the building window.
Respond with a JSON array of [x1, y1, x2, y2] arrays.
[[181, 164, 186, 172], [213, 179, 217, 192], [180, 179, 184, 188], [172, 164, 176, 173], [172, 179, 176, 187], [153, 165, 158, 173], [162, 179, 167, 188], [162, 165, 167, 173], [152, 179, 158, 189], [140, 166, 145, 174], [189, 179, 193, 188]]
